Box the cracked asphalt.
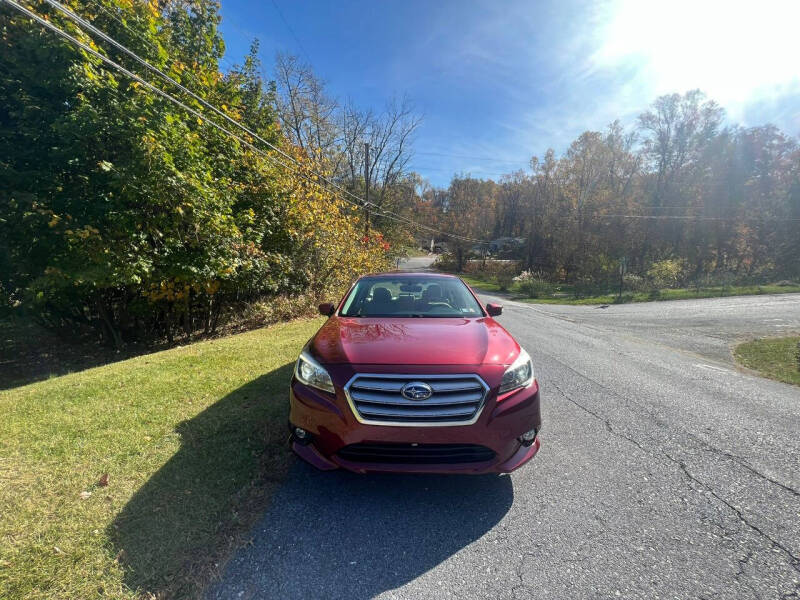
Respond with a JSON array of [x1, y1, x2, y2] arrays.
[[207, 288, 800, 600]]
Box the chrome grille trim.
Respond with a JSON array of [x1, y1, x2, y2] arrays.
[[344, 373, 489, 426]]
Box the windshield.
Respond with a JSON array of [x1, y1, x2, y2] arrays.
[[340, 277, 484, 318]]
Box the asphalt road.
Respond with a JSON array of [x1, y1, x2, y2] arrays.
[[395, 254, 439, 271], [208, 286, 800, 600]]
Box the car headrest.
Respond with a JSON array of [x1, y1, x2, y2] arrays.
[[371, 286, 392, 304], [422, 284, 442, 301]]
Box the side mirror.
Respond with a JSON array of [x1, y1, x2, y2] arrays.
[[486, 303, 503, 317], [318, 302, 335, 316]]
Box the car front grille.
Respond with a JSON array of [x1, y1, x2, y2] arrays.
[[344, 374, 489, 426], [337, 443, 496, 464]]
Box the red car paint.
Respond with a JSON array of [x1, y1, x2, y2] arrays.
[[310, 314, 519, 366], [288, 272, 541, 474]]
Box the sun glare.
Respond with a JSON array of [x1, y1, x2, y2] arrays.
[[595, 0, 800, 104]]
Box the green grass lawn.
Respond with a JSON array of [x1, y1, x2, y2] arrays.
[[0, 317, 323, 599], [734, 336, 800, 386], [458, 275, 503, 293], [459, 274, 800, 305]]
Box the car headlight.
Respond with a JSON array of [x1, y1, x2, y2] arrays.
[[295, 350, 335, 393], [499, 348, 534, 394]]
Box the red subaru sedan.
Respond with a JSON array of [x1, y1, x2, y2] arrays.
[[288, 272, 541, 474]]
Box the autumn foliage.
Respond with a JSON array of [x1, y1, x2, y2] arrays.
[[426, 94, 800, 290], [0, 0, 390, 345]]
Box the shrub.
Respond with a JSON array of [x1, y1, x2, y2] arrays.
[[646, 259, 686, 289], [796, 341, 800, 373], [463, 260, 486, 276], [578, 253, 616, 287], [622, 273, 648, 293], [476, 261, 519, 291], [691, 273, 713, 292], [494, 268, 516, 291], [573, 276, 604, 298], [237, 291, 320, 330], [716, 271, 737, 293], [434, 252, 459, 272], [461, 260, 520, 291], [614, 292, 635, 304], [514, 270, 552, 298]]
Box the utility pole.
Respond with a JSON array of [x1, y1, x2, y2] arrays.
[[363, 142, 370, 236]]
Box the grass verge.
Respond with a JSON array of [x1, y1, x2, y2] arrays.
[[459, 274, 800, 305], [0, 317, 323, 599], [459, 275, 503, 293], [734, 336, 800, 386]]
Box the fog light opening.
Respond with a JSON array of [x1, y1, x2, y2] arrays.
[[519, 428, 538, 447], [290, 425, 313, 446]]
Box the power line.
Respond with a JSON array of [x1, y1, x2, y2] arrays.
[[57, 0, 400, 225], [269, 0, 313, 66], [44, 0, 365, 202], [46, 0, 488, 243], [5, 3, 359, 216], [83, 0, 236, 72], [22, 3, 795, 242], [17, 6, 796, 238], [12, 0, 343, 202], [69, 2, 501, 244], [12, 0, 488, 244], [43, 0, 405, 223], [599, 214, 800, 222]]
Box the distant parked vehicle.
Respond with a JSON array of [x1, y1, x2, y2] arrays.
[[288, 272, 541, 474], [489, 237, 525, 257]]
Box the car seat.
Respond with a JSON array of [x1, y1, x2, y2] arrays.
[[366, 286, 393, 315]]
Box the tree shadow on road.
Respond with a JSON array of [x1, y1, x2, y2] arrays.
[[206, 463, 514, 600]]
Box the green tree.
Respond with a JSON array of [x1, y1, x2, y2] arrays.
[[0, 0, 389, 345]]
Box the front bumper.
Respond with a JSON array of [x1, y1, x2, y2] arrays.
[[288, 367, 541, 474]]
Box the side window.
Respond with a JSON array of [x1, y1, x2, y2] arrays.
[[341, 283, 371, 315], [340, 286, 358, 314]]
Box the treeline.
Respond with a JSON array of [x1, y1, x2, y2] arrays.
[[3, 1, 797, 346], [0, 1, 409, 345], [430, 91, 800, 291]]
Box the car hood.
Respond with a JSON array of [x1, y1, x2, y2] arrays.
[[309, 316, 520, 366]]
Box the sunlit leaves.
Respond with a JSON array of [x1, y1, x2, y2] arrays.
[[0, 0, 389, 343]]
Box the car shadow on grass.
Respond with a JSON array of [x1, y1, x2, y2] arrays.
[[108, 362, 297, 599], [205, 462, 514, 600]]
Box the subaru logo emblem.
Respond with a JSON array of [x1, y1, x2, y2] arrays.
[[401, 381, 433, 401]]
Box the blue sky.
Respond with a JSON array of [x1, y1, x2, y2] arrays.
[[218, 0, 800, 186]]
